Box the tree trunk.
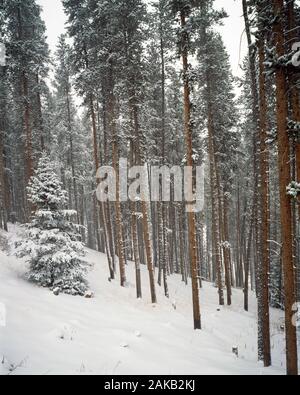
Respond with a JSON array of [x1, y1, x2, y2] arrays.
[[222, 192, 232, 305], [272, 0, 298, 376], [244, 204, 254, 312], [0, 130, 8, 232], [108, 62, 127, 287], [258, 28, 271, 367], [180, 10, 201, 330], [22, 72, 33, 184], [208, 119, 224, 306], [66, 90, 79, 224], [287, 0, 300, 302], [36, 73, 45, 151], [90, 95, 115, 280], [131, 90, 157, 304]]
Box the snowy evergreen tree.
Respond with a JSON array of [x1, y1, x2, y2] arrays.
[[16, 153, 88, 296]]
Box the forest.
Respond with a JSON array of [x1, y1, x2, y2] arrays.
[[0, 0, 300, 376]]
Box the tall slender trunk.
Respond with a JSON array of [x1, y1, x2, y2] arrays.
[[162, 202, 169, 297], [113, 157, 127, 285], [287, 0, 300, 302], [109, 76, 126, 287], [90, 95, 115, 280], [36, 73, 45, 151], [66, 90, 79, 224], [258, 28, 271, 367], [22, 72, 33, 184], [132, 201, 142, 298], [129, 139, 142, 298], [208, 116, 224, 306], [237, 184, 242, 288], [242, 0, 260, 297], [180, 10, 201, 330], [17, 6, 33, 185], [222, 192, 232, 305], [0, 130, 8, 232], [272, 0, 298, 376], [179, 202, 187, 284], [158, 201, 163, 286], [244, 204, 254, 312], [130, 87, 157, 304], [158, 10, 169, 298], [0, 67, 8, 231]]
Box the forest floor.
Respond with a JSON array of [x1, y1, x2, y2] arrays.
[[0, 225, 290, 375]]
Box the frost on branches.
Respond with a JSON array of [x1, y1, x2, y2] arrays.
[[287, 181, 300, 200], [16, 153, 89, 296]]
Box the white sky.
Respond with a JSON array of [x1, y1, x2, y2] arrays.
[[37, 0, 248, 78]]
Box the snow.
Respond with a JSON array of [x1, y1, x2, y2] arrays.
[[0, 225, 288, 375]]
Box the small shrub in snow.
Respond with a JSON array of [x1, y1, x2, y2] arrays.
[[16, 153, 88, 296]]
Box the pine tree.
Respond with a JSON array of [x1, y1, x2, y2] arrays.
[[169, 0, 202, 329], [52, 35, 80, 223], [271, 0, 298, 376], [63, 0, 117, 281], [2, 0, 49, 219], [0, 62, 9, 232], [196, 1, 236, 306], [16, 153, 88, 296], [256, 0, 271, 367]]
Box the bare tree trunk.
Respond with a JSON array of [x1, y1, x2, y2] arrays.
[[111, 123, 127, 287], [22, 72, 33, 184], [208, 121, 224, 306], [0, 130, 8, 232], [258, 27, 271, 367], [236, 184, 242, 288], [163, 204, 170, 295], [180, 10, 201, 330], [130, 139, 142, 298], [244, 204, 254, 312], [66, 91, 79, 224], [17, 6, 33, 187], [222, 192, 232, 305], [272, 0, 298, 376], [179, 202, 187, 284], [158, 11, 169, 297], [108, 63, 127, 287], [36, 73, 45, 151], [131, 91, 157, 304], [242, 0, 260, 298], [287, 0, 300, 302], [90, 95, 115, 280], [132, 203, 142, 298]]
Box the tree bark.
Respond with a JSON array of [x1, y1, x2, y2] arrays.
[[90, 95, 115, 280], [258, 28, 271, 367], [272, 0, 298, 376], [180, 9, 201, 330], [287, 0, 300, 302], [130, 90, 157, 304], [109, 80, 127, 287]]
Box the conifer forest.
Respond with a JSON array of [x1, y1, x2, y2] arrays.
[[0, 0, 300, 377]]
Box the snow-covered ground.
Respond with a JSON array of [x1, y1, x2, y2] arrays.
[[0, 225, 288, 375]]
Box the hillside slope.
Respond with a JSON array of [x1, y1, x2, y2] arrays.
[[0, 226, 286, 375]]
